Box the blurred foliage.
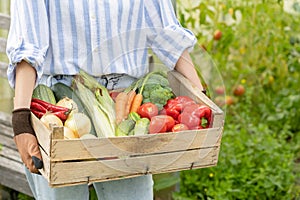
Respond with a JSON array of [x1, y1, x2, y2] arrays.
[[167, 0, 300, 199]]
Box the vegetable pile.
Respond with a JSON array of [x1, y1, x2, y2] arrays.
[[31, 70, 213, 139]]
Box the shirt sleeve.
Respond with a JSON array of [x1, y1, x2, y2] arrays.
[[145, 0, 197, 69], [6, 0, 49, 88]]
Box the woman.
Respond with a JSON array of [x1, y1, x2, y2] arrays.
[[7, 1, 204, 199]]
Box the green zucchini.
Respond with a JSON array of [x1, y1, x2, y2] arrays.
[[32, 84, 56, 104]]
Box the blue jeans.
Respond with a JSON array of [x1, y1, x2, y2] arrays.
[[28, 73, 153, 199], [25, 168, 153, 200]]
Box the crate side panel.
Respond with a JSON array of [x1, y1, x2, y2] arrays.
[[51, 128, 222, 161], [167, 70, 223, 115], [31, 113, 52, 155], [49, 146, 218, 187], [39, 149, 51, 183]]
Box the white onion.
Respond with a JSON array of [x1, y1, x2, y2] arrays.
[[56, 97, 78, 115], [40, 112, 63, 130], [64, 112, 91, 137], [64, 126, 79, 139]]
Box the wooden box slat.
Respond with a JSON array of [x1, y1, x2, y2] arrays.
[[32, 70, 224, 187], [0, 13, 10, 30], [47, 146, 219, 187], [42, 127, 222, 162]]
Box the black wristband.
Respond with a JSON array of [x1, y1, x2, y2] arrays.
[[202, 89, 207, 95], [12, 108, 35, 136]]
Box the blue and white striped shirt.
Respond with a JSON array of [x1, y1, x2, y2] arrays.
[[6, 0, 196, 88]]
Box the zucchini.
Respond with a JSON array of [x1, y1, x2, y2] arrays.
[[116, 118, 135, 136], [51, 82, 97, 136], [32, 84, 56, 104]]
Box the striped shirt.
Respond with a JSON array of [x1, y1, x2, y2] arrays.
[[6, 0, 197, 88]]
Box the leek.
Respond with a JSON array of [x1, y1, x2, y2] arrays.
[[73, 80, 115, 137]]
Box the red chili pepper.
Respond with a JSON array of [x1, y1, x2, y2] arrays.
[[31, 98, 70, 112], [52, 110, 69, 121], [30, 101, 47, 113], [31, 109, 45, 119]]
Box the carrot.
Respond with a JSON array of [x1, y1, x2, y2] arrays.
[[128, 71, 156, 113], [125, 90, 136, 117], [115, 92, 129, 124], [129, 93, 143, 113]]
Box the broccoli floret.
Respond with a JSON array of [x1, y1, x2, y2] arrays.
[[133, 70, 175, 110], [146, 87, 174, 110]]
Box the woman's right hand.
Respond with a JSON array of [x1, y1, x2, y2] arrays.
[[12, 108, 43, 174]]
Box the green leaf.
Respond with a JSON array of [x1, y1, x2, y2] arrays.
[[154, 175, 180, 191]]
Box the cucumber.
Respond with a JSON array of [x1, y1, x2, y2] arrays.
[[51, 82, 97, 136], [32, 84, 56, 104]]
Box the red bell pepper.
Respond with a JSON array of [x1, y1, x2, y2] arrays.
[[163, 96, 195, 120], [178, 104, 212, 129]]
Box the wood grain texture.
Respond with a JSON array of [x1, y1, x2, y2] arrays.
[[48, 146, 219, 187], [48, 127, 222, 162]]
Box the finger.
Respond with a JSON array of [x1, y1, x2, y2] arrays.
[[25, 134, 43, 173], [22, 152, 40, 174], [27, 134, 43, 160], [27, 162, 40, 174]]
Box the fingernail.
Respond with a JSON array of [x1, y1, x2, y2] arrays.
[[32, 156, 43, 169]]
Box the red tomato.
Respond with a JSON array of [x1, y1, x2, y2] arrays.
[[213, 30, 222, 40], [233, 85, 245, 96], [172, 123, 189, 132], [164, 115, 176, 131], [137, 102, 159, 120], [149, 115, 175, 134]]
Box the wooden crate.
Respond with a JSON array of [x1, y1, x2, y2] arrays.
[[31, 70, 224, 188]]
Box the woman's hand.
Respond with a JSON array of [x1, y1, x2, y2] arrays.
[[175, 49, 204, 91], [13, 61, 42, 173], [12, 108, 43, 173]]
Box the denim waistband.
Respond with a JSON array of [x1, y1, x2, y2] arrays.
[[40, 73, 137, 90]]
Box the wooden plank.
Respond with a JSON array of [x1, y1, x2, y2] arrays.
[[0, 156, 25, 180], [0, 111, 12, 127], [0, 38, 7, 53], [167, 70, 223, 115], [0, 61, 8, 78], [49, 127, 222, 161], [0, 13, 10, 30], [0, 145, 21, 163], [38, 147, 51, 183], [0, 123, 13, 138], [31, 113, 52, 156], [0, 67, 6, 78], [48, 147, 219, 187], [0, 133, 15, 149], [0, 157, 33, 197]]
